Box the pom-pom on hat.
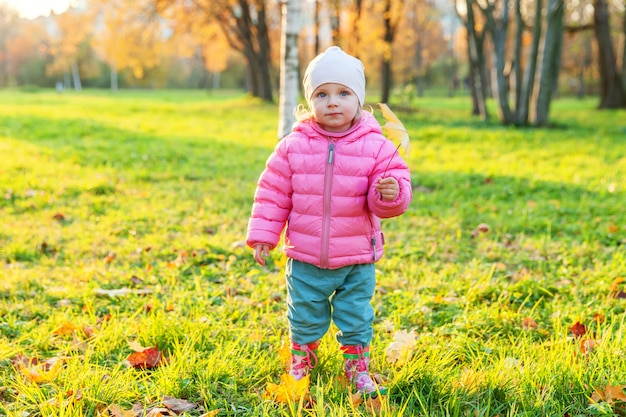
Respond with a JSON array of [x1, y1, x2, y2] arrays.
[[303, 46, 366, 106]]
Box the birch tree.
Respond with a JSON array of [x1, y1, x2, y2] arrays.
[[0, 4, 18, 87], [277, 0, 300, 139]]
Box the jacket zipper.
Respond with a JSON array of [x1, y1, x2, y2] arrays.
[[372, 237, 377, 261], [321, 140, 335, 268]]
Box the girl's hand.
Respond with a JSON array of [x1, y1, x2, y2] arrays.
[[253, 243, 271, 266], [375, 177, 399, 201]]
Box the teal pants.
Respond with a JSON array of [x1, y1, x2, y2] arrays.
[[286, 258, 376, 347]]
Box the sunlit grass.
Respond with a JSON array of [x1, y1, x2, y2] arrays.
[[0, 89, 625, 416]]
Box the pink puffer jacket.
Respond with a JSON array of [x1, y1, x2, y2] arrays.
[[246, 111, 412, 269]]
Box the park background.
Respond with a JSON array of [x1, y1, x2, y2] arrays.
[[1, 0, 626, 416]]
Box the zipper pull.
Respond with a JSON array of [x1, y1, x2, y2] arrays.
[[328, 143, 335, 164]]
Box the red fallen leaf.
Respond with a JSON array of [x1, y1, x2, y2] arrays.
[[570, 321, 586, 338], [127, 346, 162, 369], [52, 213, 65, 221]]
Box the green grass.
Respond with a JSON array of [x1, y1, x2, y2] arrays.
[[0, 88, 625, 416]]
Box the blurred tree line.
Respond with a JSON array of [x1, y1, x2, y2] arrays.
[[0, 0, 624, 118]]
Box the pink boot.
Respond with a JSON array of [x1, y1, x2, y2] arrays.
[[289, 340, 320, 381], [341, 345, 388, 397]]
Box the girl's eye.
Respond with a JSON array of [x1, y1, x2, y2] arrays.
[[340, 91, 349, 96], [317, 92, 327, 98]]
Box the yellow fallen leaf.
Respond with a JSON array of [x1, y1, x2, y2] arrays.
[[386, 329, 418, 364], [53, 322, 79, 336], [278, 340, 292, 370], [19, 357, 64, 384], [265, 373, 310, 404]]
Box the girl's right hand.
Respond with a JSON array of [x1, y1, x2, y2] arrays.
[[253, 243, 271, 266]]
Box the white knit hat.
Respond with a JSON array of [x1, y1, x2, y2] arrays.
[[303, 46, 366, 106]]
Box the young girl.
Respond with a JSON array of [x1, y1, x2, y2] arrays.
[[246, 46, 412, 397]]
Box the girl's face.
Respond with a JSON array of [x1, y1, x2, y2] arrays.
[[310, 83, 360, 132]]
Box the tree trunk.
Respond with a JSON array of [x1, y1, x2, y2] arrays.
[[512, 0, 523, 110], [622, 9, 626, 89], [535, 0, 564, 126], [593, 0, 626, 108], [277, 0, 300, 139], [463, 0, 488, 119], [71, 61, 82, 91], [254, 2, 273, 102], [517, 0, 542, 124], [218, 0, 274, 102], [415, 37, 425, 98], [314, 0, 320, 55], [350, 0, 363, 56], [380, 0, 396, 104], [482, 1, 514, 124], [111, 65, 118, 91]]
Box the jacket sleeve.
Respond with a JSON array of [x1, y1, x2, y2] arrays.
[[367, 138, 412, 219], [246, 139, 293, 249]]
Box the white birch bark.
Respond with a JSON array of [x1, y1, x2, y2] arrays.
[[277, 0, 300, 140], [71, 61, 82, 91]]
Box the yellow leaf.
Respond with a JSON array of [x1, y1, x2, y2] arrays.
[[19, 357, 64, 384], [265, 373, 310, 403], [53, 322, 79, 336], [378, 103, 411, 156], [200, 410, 221, 417], [386, 329, 418, 364], [278, 340, 292, 370]]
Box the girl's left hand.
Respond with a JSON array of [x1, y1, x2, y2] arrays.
[[375, 177, 399, 201]]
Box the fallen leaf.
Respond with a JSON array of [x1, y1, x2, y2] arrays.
[[521, 317, 538, 330], [386, 329, 418, 364], [95, 288, 153, 297], [199, 410, 220, 417], [580, 339, 597, 355], [265, 373, 310, 403], [127, 346, 162, 369], [128, 340, 149, 352], [97, 404, 136, 417], [278, 340, 292, 370], [162, 396, 197, 413], [590, 384, 626, 404], [570, 321, 586, 338], [18, 357, 64, 383], [54, 322, 79, 336]]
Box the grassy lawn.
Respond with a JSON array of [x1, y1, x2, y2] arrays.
[[0, 89, 625, 416]]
